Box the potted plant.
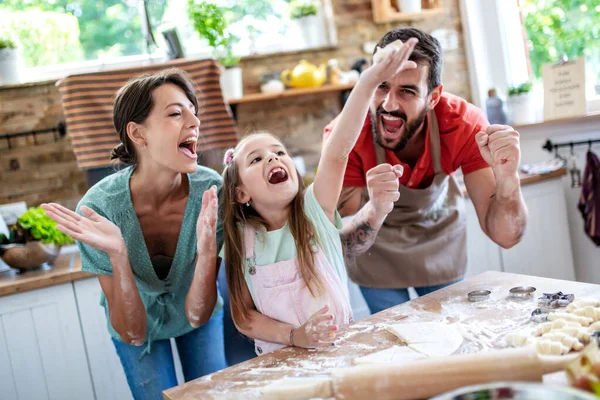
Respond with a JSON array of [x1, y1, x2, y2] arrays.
[[187, 0, 243, 100], [0, 207, 73, 272], [288, 0, 325, 49], [0, 33, 21, 85], [506, 81, 536, 125]]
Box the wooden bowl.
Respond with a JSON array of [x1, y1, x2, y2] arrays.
[[0, 241, 61, 271]]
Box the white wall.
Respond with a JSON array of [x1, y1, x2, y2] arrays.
[[518, 119, 600, 284]]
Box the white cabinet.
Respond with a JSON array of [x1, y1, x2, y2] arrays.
[[465, 178, 576, 281], [73, 278, 133, 400], [501, 178, 575, 280], [0, 283, 95, 400]]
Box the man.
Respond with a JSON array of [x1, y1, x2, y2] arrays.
[[327, 27, 528, 314]]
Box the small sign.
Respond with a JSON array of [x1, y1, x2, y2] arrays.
[[542, 57, 587, 120]]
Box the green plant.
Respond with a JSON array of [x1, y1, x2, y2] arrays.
[[289, 0, 318, 20], [0, 207, 74, 247], [0, 37, 16, 49], [508, 81, 532, 96], [187, 0, 240, 67]]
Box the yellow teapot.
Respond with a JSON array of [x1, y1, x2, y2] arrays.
[[281, 60, 327, 89]]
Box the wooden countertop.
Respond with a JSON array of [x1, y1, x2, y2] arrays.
[[164, 271, 600, 400], [0, 251, 92, 297]]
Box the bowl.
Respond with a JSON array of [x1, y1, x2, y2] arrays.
[[0, 241, 61, 272], [430, 381, 597, 400]]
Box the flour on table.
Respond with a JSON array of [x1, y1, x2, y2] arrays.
[[382, 322, 464, 357], [353, 345, 427, 365], [261, 376, 333, 400]]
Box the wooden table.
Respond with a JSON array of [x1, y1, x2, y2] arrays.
[[164, 271, 600, 400]]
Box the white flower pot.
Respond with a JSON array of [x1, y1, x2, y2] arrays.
[[220, 66, 243, 101], [0, 48, 21, 85], [506, 92, 537, 125], [288, 14, 327, 50], [396, 0, 422, 13]]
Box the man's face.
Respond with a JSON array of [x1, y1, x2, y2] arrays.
[[369, 65, 431, 151]]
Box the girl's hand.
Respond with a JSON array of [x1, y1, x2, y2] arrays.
[[41, 203, 126, 257], [291, 305, 338, 348], [196, 185, 218, 255], [360, 38, 419, 87]]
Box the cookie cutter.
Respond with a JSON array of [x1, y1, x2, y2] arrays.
[[530, 307, 554, 323], [509, 286, 536, 301], [468, 290, 491, 302], [591, 331, 600, 348], [537, 291, 574, 308]]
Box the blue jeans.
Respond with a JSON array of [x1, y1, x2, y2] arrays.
[[360, 280, 460, 314], [112, 310, 227, 400]]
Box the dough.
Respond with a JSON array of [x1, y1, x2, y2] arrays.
[[372, 40, 404, 64], [261, 376, 333, 400], [572, 306, 600, 321], [541, 331, 584, 351], [354, 345, 428, 365], [548, 312, 593, 326], [551, 327, 592, 344], [504, 331, 535, 347], [566, 298, 600, 312], [536, 339, 570, 355], [535, 319, 580, 336], [587, 321, 600, 333], [382, 322, 464, 357]]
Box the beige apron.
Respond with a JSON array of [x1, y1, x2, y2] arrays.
[[349, 111, 467, 288]]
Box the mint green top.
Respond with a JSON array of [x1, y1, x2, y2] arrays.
[[220, 184, 349, 307], [77, 165, 224, 346]]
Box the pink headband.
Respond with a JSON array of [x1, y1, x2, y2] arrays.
[[223, 148, 235, 165]]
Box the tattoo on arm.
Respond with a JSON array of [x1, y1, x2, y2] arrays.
[[340, 206, 378, 259]]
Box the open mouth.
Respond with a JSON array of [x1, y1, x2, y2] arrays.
[[380, 114, 405, 140], [178, 137, 198, 159], [268, 167, 288, 184]]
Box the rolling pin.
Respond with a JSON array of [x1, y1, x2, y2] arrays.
[[331, 347, 577, 400]]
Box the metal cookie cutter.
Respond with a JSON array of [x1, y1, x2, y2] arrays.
[[538, 291, 575, 308], [530, 307, 554, 323], [591, 331, 600, 347], [509, 286, 536, 301], [468, 290, 491, 302]]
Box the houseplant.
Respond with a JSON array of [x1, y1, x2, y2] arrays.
[[0, 207, 73, 271], [187, 0, 242, 100], [0, 33, 21, 85], [288, 0, 325, 49], [506, 81, 536, 125]]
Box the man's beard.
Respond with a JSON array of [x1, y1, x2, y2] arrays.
[[370, 106, 428, 152]]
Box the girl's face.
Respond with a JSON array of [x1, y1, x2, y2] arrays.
[[234, 134, 299, 209], [135, 83, 200, 173]]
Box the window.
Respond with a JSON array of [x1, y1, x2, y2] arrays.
[[0, 0, 336, 82]]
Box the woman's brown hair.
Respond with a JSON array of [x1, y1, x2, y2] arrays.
[[110, 68, 199, 165], [222, 133, 324, 328]]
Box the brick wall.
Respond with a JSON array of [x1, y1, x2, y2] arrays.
[[0, 0, 470, 207]]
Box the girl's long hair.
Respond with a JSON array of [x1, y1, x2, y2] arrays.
[[221, 133, 324, 328]]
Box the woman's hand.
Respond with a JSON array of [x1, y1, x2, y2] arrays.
[[41, 203, 126, 257], [196, 185, 218, 255], [291, 305, 338, 348]]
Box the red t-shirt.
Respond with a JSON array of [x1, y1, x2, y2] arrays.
[[323, 92, 490, 189]]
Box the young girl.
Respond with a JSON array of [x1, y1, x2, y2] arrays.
[[221, 38, 418, 354]]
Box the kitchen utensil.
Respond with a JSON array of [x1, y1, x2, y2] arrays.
[[509, 286, 537, 300], [430, 381, 597, 400], [468, 290, 491, 302], [539, 291, 575, 308], [280, 60, 326, 89], [331, 347, 577, 400]]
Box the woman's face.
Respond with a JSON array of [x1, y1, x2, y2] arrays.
[[136, 83, 200, 174]]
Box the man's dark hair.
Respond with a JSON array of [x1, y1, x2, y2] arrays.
[[373, 27, 443, 93]]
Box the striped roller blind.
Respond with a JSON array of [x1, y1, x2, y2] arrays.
[[57, 58, 238, 170]]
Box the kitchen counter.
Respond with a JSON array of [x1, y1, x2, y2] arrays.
[[164, 271, 599, 400], [0, 251, 91, 297]]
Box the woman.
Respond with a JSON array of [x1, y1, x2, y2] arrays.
[[42, 69, 226, 400]]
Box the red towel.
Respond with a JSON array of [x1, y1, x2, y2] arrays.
[[578, 150, 600, 246], [57, 59, 238, 169]]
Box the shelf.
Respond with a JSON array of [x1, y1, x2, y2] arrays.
[[226, 83, 356, 105], [371, 0, 443, 24], [513, 112, 600, 131]]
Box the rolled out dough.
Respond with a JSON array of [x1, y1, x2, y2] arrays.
[[382, 322, 464, 357], [353, 345, 428, 365], [261, 376, 333, 400]]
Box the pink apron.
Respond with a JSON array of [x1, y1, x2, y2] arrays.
[[244, 225, 353, 355]]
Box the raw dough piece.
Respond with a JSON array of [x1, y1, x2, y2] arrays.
[[383, 322, 464, 357], [261, 376, 333, 400], [504, 331, 535, 347], [587, 321, 600, 333], [372, 40, 404, 64], [353, 345, 428, 365], [572, 306, 600, 321], [541, 331, 584, 351], [548, 312, 593, 326], [536, 339, 570, 355], [551, 327, 591, 344], [566, 298, 600, 312]]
